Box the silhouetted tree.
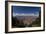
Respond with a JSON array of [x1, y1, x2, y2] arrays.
[[12, 17, 20, 27], [12, 16, 25, 27]]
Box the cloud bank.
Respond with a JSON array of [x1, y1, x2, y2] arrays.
[[13, 12, 39, 17]]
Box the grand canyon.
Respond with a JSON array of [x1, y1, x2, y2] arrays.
[[12, 13, 40, 28]]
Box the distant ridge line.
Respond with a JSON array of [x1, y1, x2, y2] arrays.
[[13, 13, 39, 17]]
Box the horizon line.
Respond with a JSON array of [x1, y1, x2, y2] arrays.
[[13, 13, 39, 17]]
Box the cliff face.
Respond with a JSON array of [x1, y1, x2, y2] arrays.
[[12, 16, 38, 27]]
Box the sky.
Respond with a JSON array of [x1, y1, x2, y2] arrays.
[[12, 6, 41, 17]]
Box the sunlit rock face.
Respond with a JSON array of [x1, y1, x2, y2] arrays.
[[22, 16, 37, 27], [15, 16, 38, 27], [23, 18, 32, 27]]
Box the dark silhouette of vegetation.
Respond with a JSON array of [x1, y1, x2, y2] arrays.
[[12, 17, 19, 26], [12, 17, 25, 28]]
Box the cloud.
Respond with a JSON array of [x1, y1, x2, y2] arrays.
[[13, 12, 39, 17], [13, 12, 16, 17]]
